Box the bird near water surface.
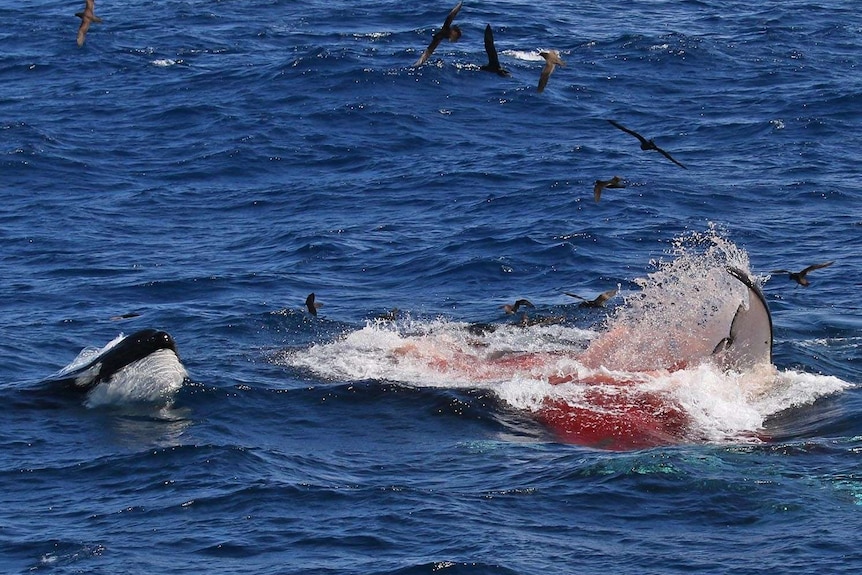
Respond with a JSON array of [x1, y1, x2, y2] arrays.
[[564, 289, 618, 308], [537, 50, 565, 92], [75, 0, 102, 47], [305, 293, 323, 316], [480, 24, 510, 77], [502, 299, 534, 314], [769, 261, 834, 287], [414, 2, 463, 66], [593, 176, 626, 202]]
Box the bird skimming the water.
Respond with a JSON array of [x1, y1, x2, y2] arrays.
[[305, 293, 323, 316], [593, 176, 625, 202], [75, 0, 102, 47], [414, 2, 463, 66], [564, 289, 618, 308], [537, 50, 565, 92], [502, 299, 534, 314], [480, 24, 510, 77]]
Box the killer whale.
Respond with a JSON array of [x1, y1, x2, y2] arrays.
[[46, 329, 181, 392]]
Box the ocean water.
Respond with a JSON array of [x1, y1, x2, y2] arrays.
[[1, 0, 861, 573]]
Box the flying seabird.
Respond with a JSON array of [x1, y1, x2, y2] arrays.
[[75, 0, 102, 47], [564, 289, 618, 308], [769, 261, 834, 287], [502, 299, 534, 314], [305, 293, 323, 316], [593, 176, 625, 202], [537, 50, 565, 92], [480, 24, 510, 77], [110, 312, 142, 321], [414, 2, 463, 66], [607, 120, 687, 169]]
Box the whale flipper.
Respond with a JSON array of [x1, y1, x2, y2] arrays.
[[714, 268, 773, 369]]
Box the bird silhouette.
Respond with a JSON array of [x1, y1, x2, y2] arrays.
[[75, 0, 102, 47], [769, 261, 834, 287], [305, 293, 323, 316], [414, 2, 463, 66], [537, 50, 565, 92], [593, 176, 626, 202], [480, 24, 510, 77], [564, 289, 618, 308], [607, 120, 687, 169], [501, 299, 534, 314], [110, 312, 141, 321]]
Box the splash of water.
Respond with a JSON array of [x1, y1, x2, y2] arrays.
[[282, 229, 851, 447], [582, 226, 754, 372]]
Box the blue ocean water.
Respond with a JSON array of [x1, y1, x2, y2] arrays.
[[2, 0, 861, 572]]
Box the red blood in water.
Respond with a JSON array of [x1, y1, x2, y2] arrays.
[[536, 387, 690, 450]]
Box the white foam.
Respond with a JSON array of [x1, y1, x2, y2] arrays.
[[502, 49, 547, 62]]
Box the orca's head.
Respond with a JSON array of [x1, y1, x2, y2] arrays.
[[94, 329, 180, 385], [130, 329, 178, 356]]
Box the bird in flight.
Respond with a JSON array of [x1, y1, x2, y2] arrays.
[[305, 293, 323, 316], [414, 2, 463, 66], [75, 0, 102, 47], [607, 120, 687, 169], [769, 261, 834, 287], [537, 50, 565, 92], [480, 24, 510, 77], [502, 299, 534, 314], [593, 176, 626, 202], [564, 289, 618, 308]]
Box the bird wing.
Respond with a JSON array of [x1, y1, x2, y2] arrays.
[[594, 289, 618, 305], [593, 181, 604, 202], [607, 120, 649, 145], [537, 61, 554, 92], [77, 19, 91, 46], [563, 292, 586, 301], [443, 1, 463, 28], [515, 299, 534, 309], [415, 34, 443, 66], [483, 25, 500, 67], [769, 269, 790, 275], [305, 293, 321, 315], [801, 261, 834, 274], [654, 145, 688, 169]]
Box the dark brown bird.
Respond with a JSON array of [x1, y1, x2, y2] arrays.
[[414, 2, 463, 66], [769, 261, 834, 287], [305, 293, 323, 316], [480, 24, 509, 77], [593, 176, 626, 202], [564, 289, 618, 308], [110, 312, 141, 321], [501, 299, 534, 314], [537, 50, 565, 92], [75, 0, 102, 47], [607, 120, 687, 169]]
